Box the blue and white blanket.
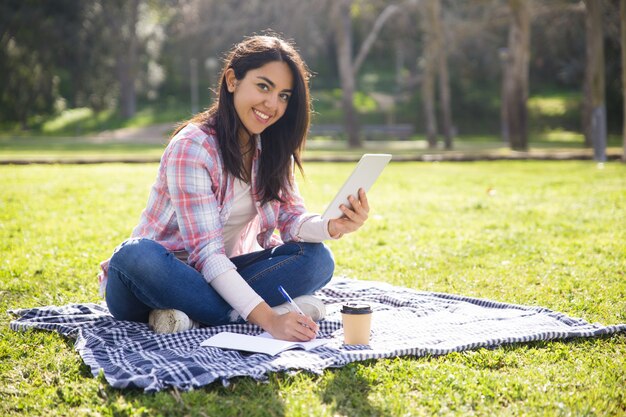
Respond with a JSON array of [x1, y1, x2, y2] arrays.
[[9, 278, 625, 392]]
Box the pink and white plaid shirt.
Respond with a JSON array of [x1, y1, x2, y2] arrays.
[[98, 123, 315, 294]]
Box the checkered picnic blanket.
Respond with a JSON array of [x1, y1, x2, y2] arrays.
[[9, 278, 626, 392]]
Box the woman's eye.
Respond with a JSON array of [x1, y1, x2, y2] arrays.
[[257, 83, 269, 91], [279, 93, 291, 102]]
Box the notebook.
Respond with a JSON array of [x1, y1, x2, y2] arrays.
[[201, 331, 330, 356]]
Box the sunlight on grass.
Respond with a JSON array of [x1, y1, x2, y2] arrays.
[[538, 128, 584, 143], [18, 106, 189, 137], [41, 107, 94, 133], [528, 96, 567, 116]]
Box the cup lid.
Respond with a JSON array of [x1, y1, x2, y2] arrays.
[[341, 303, 372, 314]]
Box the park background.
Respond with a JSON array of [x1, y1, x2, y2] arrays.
[[1, 0, 625, 158], [1, 1, 626, 416]]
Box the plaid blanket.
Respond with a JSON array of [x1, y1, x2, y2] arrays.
[[9, 278, 625, 392]]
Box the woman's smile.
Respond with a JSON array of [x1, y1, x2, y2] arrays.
[[253, 108, 271, 122], [226, 61, 294, 136]]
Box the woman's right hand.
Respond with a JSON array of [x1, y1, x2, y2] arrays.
[[248, 302, 318, 342]]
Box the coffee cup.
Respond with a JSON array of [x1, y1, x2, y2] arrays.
[[341, 303, 373, 345]]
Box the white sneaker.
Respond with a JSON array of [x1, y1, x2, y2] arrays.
[[272, 295, 326, 321], [148, 309, 199, 334]]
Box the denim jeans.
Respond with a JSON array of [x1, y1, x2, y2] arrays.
[[105, 238, 335, 326]]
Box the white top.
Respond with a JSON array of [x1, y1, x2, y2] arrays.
[[222, 179, 258, 258]]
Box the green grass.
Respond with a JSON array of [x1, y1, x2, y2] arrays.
[[1, 161, 625, 416]]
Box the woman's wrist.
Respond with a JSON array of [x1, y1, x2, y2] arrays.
[[327, 219, 343, 239], [247, 302, 279, 333]]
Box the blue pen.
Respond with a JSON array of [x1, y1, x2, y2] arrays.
[[277, 285, 306, 316]]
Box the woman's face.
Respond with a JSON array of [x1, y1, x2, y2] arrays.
[[226, 61, 294, 138]]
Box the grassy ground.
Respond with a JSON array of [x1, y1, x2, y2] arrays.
[[1, 161, 625, 416]]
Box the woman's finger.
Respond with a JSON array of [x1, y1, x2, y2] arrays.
[[288, 313, 317, 341], [348, 195, 361, 211], [340, 204, 356, 220], [358, 188, 370, 213]]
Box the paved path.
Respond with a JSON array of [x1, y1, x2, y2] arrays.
[[1, 123, 623, 163], [86, 122, 175, 144]]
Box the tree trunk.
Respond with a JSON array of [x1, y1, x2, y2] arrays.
[[500, 48, 511, 144], [421, 0, 439, 149], [505, 0, 530, 151], [433, 0, 453, 150], [582, 68, 592, 148], [620, 0, 626, 162], [115, 0, 139, 120], [334, 0, 361, 148], [584, 0, 606, 162]]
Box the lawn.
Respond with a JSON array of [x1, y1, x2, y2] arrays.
[[1, 160, 625, 416]]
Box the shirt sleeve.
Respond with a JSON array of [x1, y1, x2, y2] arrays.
[[296, 215, 336, 242], [210, 269, 264, 320], [164, 137, 235, 283]]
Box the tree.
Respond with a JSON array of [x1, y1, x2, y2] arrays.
[[620, 0, 626, 162], [583, 0, 606, 162], [102, 0, 141, 119], [333, 0, 360, 148], [0, 0, 170, 125], [419, 0, 438, 149], [0, 0, 83, 127], [503, 0, 530, 151], [331, 0, 405, 148], [419, 0, 453, 150], [435, 1, 453, 150]]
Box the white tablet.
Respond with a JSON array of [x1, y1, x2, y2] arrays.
[[322, 153, 392, 220]]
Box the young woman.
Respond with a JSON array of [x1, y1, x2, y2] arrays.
[[99, 35, 370, 342]]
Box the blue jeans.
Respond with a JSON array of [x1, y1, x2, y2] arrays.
[[105, 238, 335, 326]]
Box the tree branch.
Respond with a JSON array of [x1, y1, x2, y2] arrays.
[[352, 3, 400, 76]]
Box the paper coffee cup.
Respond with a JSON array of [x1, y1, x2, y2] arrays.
[[341, 303, 372, 345]]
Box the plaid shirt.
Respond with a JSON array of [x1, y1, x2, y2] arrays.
[[99, 123, 315, 293]]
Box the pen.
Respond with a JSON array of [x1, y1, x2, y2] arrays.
[[277, 285, 306, 316]]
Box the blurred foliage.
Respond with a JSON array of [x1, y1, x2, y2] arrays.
[[0, 0, 623, 136]]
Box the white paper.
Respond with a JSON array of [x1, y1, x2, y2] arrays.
[[201, 332, 330, 356]]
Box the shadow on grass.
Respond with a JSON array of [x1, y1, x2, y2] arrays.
[[94, 364, 390, 417], [318, 362, 391, 417], [95, 375, 289, 417]]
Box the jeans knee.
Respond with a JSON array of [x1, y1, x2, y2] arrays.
[[109, 238, 164, 278], [304, 242, 335, 284]]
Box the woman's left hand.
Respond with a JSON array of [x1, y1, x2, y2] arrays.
[[328, 188, 369, 238]]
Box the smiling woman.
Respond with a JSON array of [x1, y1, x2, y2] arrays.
[[98, 34, 373, 343]]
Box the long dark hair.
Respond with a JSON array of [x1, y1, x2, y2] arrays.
[[172, 34, 312, 205]]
